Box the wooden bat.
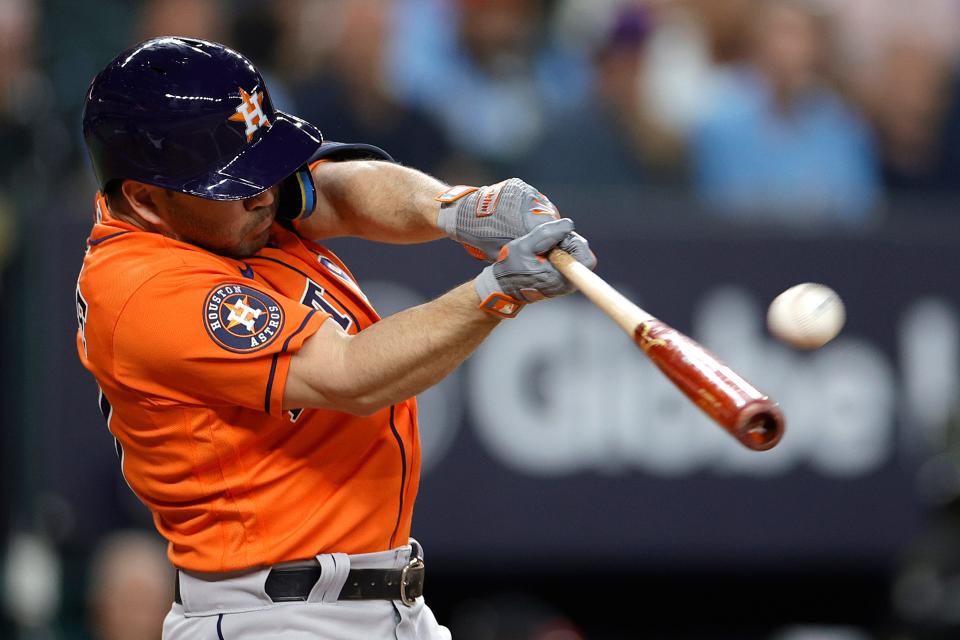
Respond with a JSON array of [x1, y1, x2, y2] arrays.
[[548, 249, 785, 451]]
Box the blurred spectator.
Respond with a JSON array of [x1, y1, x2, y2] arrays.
[[868, 40, 960, 193], [290, 0, 455, 177], [834, 0, 960, 193], [136, 0, 226, 44], [450, 592, 583, 640], [515, 4, 683, 191], [270, 0, 345, 85], [687, 0, 755, 65], [828, 0, 960, 87], [0, 0, 55, 211], [387, 0, 590, 175], [828, 0, 960, 194], [3, 532, 61, 632], [691, 0, 880, 223], [639, 0, 754, 137], [86, 530, 172, 640]]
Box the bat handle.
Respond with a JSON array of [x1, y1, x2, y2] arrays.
[[548, 249, 652, 334]]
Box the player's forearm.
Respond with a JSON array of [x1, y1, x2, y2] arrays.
[[340, 282, 499, 412], [285, 282, 499, 415], [299, 161, 447, 243]]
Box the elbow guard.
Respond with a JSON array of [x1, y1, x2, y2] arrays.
[[277, 141, 395, 222]]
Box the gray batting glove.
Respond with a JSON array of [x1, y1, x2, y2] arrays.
[[436, 178, 561, 262], [475, 218, 596, 319]]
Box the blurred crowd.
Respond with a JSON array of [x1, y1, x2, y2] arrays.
[[1, 0, 960, 246], [4, 0, 960, 638]]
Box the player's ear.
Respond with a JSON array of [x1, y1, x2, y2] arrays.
[[119, 181, 169, 230]]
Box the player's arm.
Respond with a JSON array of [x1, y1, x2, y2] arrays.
[[298, 161, 574, 263], [284, 281, 495, 415], [297, 160, 448, 243], [283, 219, 595, 415]]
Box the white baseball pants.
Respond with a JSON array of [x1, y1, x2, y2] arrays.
[[162, 544, 451, 639]]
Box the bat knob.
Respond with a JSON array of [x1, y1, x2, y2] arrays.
[[734, 400, 785, 451]]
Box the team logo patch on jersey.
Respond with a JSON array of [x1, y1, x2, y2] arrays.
[[203, 284, 285, 353]]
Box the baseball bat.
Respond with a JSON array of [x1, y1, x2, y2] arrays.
[[548, 249, 785, 451]]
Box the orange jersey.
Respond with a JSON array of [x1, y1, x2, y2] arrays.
[[75, 194, 420, 572]]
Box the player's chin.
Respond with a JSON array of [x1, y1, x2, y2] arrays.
[[232, 232, 271, 258], [208, 229, 270, 259]]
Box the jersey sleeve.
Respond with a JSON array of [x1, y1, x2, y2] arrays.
[[112, 269, 327, 415]]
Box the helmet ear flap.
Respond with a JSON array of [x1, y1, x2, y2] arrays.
[[276, 165, 317, 221]]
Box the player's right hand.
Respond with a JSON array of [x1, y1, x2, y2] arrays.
[[474, 218, 596, 319], [435, 178, 562, 262]]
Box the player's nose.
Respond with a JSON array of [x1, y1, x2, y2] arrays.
[[244, 186, 277, 211]]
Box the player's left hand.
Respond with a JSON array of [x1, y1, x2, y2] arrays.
[[435, 178, 564, 262], [474, 218, 596, 318]]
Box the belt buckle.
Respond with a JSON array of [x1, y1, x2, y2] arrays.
[[399, 556, 424, 606]]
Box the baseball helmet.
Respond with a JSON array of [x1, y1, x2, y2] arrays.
[[82, 36, 322, 209]]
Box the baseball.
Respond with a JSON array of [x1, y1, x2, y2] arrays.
[[767, 283, 845, 349]]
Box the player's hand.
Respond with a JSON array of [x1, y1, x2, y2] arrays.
[[474, 218, 596, 319], [436, 178, 562, 262]]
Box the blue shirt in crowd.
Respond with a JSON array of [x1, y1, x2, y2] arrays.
[[692, 68, 880, 224]]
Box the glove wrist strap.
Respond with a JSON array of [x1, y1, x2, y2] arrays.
[[434, 185, 479, 240], [477, 292, 525, 319], [435, 185, 479, 204]]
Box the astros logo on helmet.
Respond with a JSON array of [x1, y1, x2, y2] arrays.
[[229, 87, 271, 141]]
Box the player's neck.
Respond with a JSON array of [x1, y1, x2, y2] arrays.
[[105, 193, 156, 233]]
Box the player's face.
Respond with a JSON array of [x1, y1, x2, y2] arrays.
[[158, 187, 279, 259]]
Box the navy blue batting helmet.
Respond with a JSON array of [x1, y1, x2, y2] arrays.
[[82, 37, 323, 204]]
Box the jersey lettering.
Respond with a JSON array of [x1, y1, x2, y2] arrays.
[[98, 386, 138, 496], [98, 386, 112, 425], [76, 282, 89, 356], [300, 279, 351, 330], [318, 256, 367, 301]]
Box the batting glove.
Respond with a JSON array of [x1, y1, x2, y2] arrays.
[[436, 178, 561, 262], [475, 218, 596, 319]]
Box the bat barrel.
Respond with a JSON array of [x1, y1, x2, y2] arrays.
[[635, 320, 786, 452], [734, 400, 784, 451], [549, 248, 786, 451]]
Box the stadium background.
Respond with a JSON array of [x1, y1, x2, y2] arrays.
[[2, 0, 960, 638]]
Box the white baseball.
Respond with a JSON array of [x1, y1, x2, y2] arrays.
[[767, 283, 845, 349]]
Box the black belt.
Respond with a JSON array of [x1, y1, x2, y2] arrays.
[[175, 556, 425, 607]]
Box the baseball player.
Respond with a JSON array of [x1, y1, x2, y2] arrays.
[[75, 37, 595, 640]]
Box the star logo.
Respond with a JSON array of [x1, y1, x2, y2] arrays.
[[228, 87, 271, 142], [224, 296, 262, 333]]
